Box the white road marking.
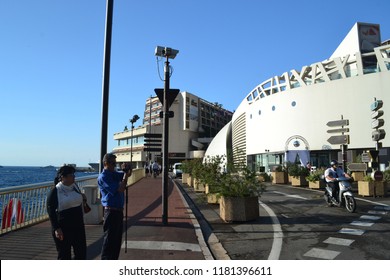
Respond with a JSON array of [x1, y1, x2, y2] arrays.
[[323, 237, 354, 246], [339, 228, 365, 235], [259, 200, 283, 260], [374, 206, 390, 211], [271, 191, 308, 200], [122, 241, 202, 252], [368, 210, 388, 215], [360, 215, 381, 220], [304, 248, 340, 260], [350, 221, 374, 227]]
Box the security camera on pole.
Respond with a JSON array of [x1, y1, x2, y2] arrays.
[[154, 46, 180, 225]]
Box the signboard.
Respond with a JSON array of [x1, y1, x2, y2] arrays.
[[371, 170, 383, 181], [326, 119, 349, 127], [347, 163, 367, 172], [327, 135, 350, 145], [326, 128, 349, 134], [361, 152, 370, 163]]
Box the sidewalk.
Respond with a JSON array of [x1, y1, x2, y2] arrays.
[[0, 176, 211, 260]]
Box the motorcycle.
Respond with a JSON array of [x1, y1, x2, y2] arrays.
[[324, 177, 356, 213]]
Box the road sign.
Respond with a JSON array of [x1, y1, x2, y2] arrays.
[[368, 150, 379, 161], [326, 119, 349, 127], [371, 110, 384, 119], [154, 88, 180, 108], [144, 143, 162, 147], [327, 128, 349, 134], [370, 100, 383, 111], [143, 148, 162, 152], [361, 152, 370, 163], [372, 129, 386, 141], [144, 133, 162, 138], [327, 135, 350, 145], [347, 163, 367, 172], [372, 119, 385, 129], [371, 170, 383, 181]]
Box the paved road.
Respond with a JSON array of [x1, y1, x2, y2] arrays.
[[259, 184, 390, 260]]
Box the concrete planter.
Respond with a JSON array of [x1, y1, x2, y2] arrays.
[[182, 173, 190, 184], [272, 171, 287, 184], [291, 175, 308, 186], [358, 181, 384, 197], [308, 180, 325, 189], [193, 178, 205, 192], [205, 185, 220, 204], [219, 196, 259, 223], [358, 181, 374, 196], [374, 181, 385, 197], [352, 171, 365, 182], [187, 175, 194, 187], [207, 193, 220, 204]]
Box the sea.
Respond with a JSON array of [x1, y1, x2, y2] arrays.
[[0, 166, 98, 189]]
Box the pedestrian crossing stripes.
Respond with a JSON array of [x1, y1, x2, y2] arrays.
[[323, 237, 354, 246], [338, 228, 365, 235], [303, 248, 340, 260], [350, 221, 374, 227], [360, 215, 381, 220], [301, 202, 388, 259]]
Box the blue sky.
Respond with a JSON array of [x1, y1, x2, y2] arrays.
[[1, 0, 389, 167]]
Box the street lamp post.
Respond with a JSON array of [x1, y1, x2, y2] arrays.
[[129, 114, 140, 168], [155, 46, 179, 225], [125, 114, 139, 253]]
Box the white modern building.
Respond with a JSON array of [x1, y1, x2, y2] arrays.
[[206, 22, 390, 172], [112, 91, 233, 168]]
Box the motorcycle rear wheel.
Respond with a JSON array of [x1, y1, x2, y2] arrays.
[[345, 196, 356, 213]]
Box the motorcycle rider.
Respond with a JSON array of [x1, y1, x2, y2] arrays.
[[324, 160, 351, 202], [152, 161, 160, 177]]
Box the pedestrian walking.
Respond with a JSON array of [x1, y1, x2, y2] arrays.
[[47, 165, 87, 260]]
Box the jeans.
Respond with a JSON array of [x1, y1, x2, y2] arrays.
[[101, 209, 124, 260]]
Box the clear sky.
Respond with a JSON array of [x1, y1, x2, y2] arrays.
[[1, 0, 389, 167]]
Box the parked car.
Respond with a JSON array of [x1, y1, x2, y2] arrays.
[[172, 163, 182, 178]]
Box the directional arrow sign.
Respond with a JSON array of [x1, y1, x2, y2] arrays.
[[326, 119, 349, 127], [327, 135, 350, 145], [327, 128, 350, 134]]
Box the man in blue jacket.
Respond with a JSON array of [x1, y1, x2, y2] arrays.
[[98, 153, 132, 260]]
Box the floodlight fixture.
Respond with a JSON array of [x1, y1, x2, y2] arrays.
[[155, 46, 179, 59]]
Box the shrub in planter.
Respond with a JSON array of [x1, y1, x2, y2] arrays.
[[288, 164, 309, 186], [218, 167, 265, 222], [271, 165, 288, 184], [306, 168, 325, 189]]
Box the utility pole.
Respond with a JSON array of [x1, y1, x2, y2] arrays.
[[154, 46, 180, 225], [99, 0, 114, 172]]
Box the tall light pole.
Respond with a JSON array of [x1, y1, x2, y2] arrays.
[[124, 114, 139, 253], [99, 0, 114, 172], [154, 46, 179, 225], [130, 114, 140, 168]]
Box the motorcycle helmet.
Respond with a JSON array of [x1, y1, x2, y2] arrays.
[[330, 160, 338, 166]]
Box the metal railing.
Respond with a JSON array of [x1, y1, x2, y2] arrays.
[[0, 175, 98, 235]]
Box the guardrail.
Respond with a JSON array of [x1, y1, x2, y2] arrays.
[[0, 175, 98, 235]]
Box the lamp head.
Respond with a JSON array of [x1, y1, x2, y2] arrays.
[[155, 46, 179, 59], [130, 114, 140, 124]]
